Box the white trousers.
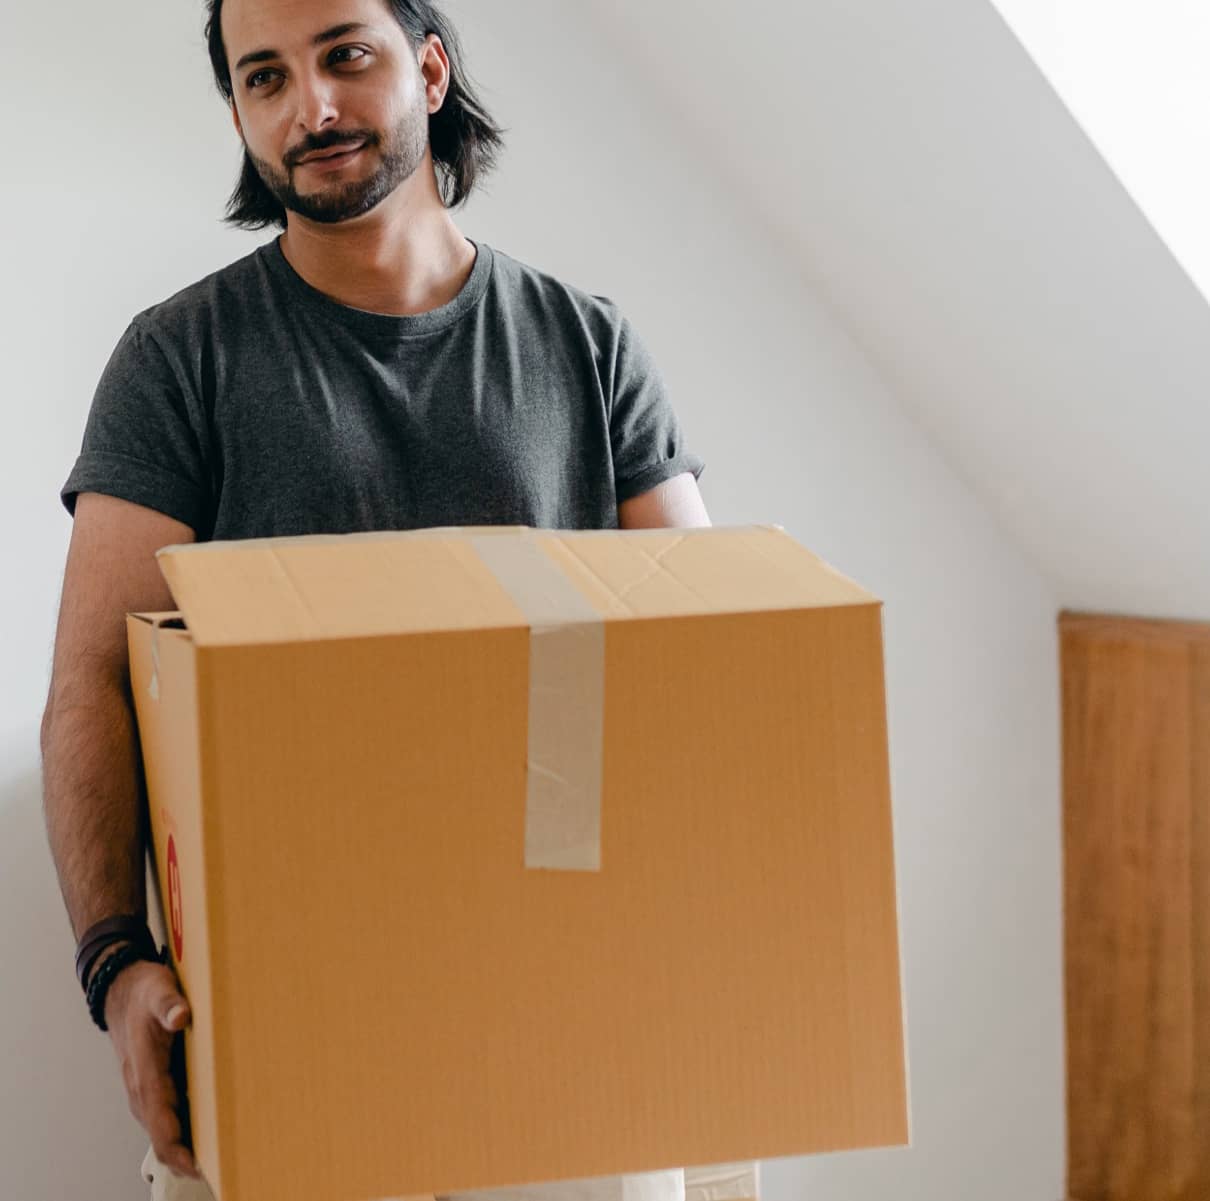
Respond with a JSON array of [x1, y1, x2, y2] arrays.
[[141, 1147, 213, 1201], [140, 1145, 690, 1201]]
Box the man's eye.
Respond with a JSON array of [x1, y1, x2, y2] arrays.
[[247, 69, 278, 90], [330, 45, 369, 65]]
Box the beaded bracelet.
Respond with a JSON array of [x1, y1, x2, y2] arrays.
[[86, 941, 170, 1032]]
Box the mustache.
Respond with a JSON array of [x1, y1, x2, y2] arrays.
[[284, 130, 377, 168]]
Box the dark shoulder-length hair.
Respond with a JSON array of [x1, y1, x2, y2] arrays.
[[204, 0, 505, 229]]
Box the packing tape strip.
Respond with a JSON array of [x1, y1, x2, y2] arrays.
[[469, 534, 605, 872], [148, 623, 162, 702]]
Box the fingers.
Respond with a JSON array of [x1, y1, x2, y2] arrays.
[[120, 968, 200, 1180], [132, 1029, 202, 1179], [161, 997, 191, 1032], [143, 1081, 200, 1180], [149, 975, 192, 1033]]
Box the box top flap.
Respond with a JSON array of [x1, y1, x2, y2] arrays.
[[155, 525, 878, 648]]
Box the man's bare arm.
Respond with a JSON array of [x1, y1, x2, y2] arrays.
[[618, 472, 712, 529], [41, 491, 203, 1179], [41, 492, 193, 939]]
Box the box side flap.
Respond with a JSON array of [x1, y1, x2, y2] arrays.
[[156, 534, 533, 648], [541, 525, 878, 619], [125, 616, 227, 1193]]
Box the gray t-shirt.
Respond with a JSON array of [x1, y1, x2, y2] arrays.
[[61, 238, 704, 540]]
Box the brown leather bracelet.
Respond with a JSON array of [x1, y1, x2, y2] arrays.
[[75, 914, 152, 992]]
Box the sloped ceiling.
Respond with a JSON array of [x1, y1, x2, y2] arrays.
[[991, 0, 1210, 313], [581, 0, 1210, 621]]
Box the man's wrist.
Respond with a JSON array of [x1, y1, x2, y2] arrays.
[[100, 952, 148, 1031], [76, 918, 165, 1032], [87, 942, 167, 1032]]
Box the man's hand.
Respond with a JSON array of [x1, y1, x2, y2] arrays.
[[103, 956, 201, 1180]]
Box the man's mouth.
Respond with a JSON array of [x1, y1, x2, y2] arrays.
[[297, 141, 367, 168]]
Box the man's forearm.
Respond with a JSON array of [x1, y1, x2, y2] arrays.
[[41, 678, 147, 944]]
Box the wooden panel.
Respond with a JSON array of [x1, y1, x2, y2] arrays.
[[1060, 613, 1210, 1201]]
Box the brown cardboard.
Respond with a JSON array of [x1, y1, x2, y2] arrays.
[[127, 525, 908, 1201]]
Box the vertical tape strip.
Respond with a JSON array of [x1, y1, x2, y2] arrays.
[[470, 535, 605, 872], [148, 623, 162, 702]]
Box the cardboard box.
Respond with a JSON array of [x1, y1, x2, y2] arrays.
[[128, 525, 908, 1201]]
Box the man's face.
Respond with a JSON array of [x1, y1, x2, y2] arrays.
[[222, 0, 433, 224]]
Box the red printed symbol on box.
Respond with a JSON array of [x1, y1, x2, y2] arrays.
[[167, 835, 184, 962]]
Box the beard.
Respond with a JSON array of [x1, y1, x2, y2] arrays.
[[246, 104, 429, 225]]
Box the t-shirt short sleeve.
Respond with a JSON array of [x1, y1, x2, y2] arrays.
[[60, 318, 210, 531], [608, 316, 705, 504]]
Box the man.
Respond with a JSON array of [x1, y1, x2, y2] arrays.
[[41, 0, 709, 1196]]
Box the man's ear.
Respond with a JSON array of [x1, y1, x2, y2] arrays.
[[231, 102, 244, 140], [418, 34, 450, 115]]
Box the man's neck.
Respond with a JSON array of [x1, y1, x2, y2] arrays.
[[278, 187, 476, 318]]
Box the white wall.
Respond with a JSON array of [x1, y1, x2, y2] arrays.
[[1, 2, 1063, 1199], [586, 0, 1210, 625]]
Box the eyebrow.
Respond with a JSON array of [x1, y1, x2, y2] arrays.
[[234, 23, 373, 73]]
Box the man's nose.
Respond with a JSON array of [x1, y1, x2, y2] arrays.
[[293, 73, 340, 134]]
